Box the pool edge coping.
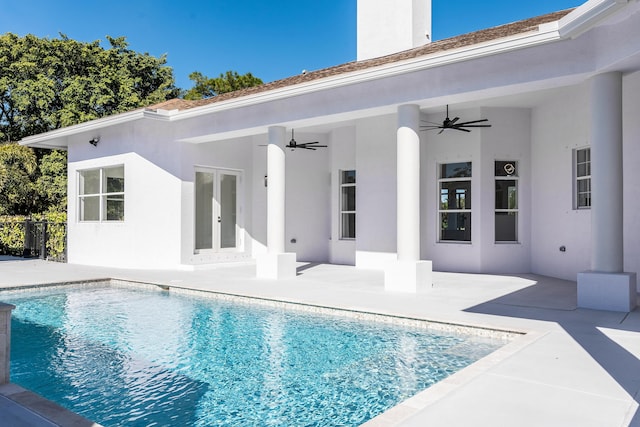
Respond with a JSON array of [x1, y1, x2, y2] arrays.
[[1, 277, 526, 339], [0, 383, 102, 427]]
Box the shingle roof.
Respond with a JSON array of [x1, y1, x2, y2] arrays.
[[146, 9, 573, 113]]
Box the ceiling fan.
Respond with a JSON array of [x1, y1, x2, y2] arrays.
[[421, 105, 491, 134], [286, 129, 327, 150]]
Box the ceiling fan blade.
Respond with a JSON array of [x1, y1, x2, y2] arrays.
[[449, 117, 460, 125], [453, 127, 471, 132], [420, 125, 442, 130], [455, 119, 489, 126], [421, 120, 443, 126], [298, 142, 327, 148], [457, 124, 492, 128], [438, 128, 445, 134]]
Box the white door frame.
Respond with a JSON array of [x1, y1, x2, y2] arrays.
[[194, 167, 243, 254]]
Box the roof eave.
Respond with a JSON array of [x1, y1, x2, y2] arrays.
[[558, 0, 632, 38], [165, 25, 565, 122], [19, 0, 632, 148], [19, 108, 174, 149]]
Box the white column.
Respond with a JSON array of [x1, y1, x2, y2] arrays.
[[385, 104, 432, 292], [590, 72, 623, 273], [397, 104, 421, 262], [256, 126, 296, 279], [577, 72, 637, 311], [267, 126, 286, 254]]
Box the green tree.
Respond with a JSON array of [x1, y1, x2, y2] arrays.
[[35, 149, 67, 213], [0, 33, 179, 142], [184, 70, 263, 100], [0, 143, 37, 215], [0, 33, 179, 215]]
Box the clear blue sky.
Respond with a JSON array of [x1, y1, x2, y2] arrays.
[[0, 0, 582, 91]]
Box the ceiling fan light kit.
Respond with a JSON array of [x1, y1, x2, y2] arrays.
[[420, 105, 492, 134]]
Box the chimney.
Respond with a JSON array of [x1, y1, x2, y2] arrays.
[[357, 0, 432, 61]]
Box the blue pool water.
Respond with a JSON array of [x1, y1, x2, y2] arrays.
[[4, 285, 507, 426]]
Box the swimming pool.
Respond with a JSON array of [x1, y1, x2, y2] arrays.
[[5, 283, 509, 426]]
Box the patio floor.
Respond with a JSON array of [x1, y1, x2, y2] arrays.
[[0, 257, 638, 426]]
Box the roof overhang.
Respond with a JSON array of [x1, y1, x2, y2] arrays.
[[19, 108, 175, 149], [19, 0, 638, 149], [559, 0, 632, 38]]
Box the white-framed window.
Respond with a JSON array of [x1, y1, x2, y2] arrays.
[[575, 147, 591, 209], [339, 170, 356, 239], [438, 162, 471, 242], [495, 160, 518, 242], [78, 165, 125, 222]]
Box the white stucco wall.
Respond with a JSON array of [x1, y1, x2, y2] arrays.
[[354, 114, 398, 269], [67, 120, 184, 269], [330, 126, 357, 265], [284, 132, 331, 262], [530, 84, 591, 281], [250, 135, 268, 258], [478, 107, 532, 274], [531, 75, 639, 290]]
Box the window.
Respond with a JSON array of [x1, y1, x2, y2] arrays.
[[495, 161, 518, 242], [575, 148, 591, 209], [340, 170, 356, 239], [438, 162, 471, 242], [78, 166, 125, 222]]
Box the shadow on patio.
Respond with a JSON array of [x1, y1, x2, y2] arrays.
[[465, 277, 640, 425]]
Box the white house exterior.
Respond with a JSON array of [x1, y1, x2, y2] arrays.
[[21, 0, 640, 312]]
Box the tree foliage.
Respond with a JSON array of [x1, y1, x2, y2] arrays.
[[0, 143, 37, 215], [183, 70, 263, 100], [0, 33, 179, 143], [35, 149, 67, 212], [0, 33, 179, 216]]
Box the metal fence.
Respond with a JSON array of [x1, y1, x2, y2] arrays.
[[0, 220, 67, 262]]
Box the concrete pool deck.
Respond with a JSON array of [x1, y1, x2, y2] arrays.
[[0, 257, 638, 426]]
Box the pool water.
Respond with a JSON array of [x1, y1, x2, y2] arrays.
[[4, 285, 507, 426]]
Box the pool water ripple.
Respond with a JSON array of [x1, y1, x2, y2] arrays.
[[4, 285, 509, 426]]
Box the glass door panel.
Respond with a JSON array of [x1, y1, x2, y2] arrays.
[[195, 171, 214, 251], [219, 173, 237, 249]]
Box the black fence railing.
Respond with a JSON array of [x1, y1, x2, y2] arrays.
[[0, 220, 67, 262]]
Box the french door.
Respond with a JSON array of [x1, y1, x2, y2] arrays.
[[195, 168, 242, 253]]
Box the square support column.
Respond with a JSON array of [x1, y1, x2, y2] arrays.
[[256, 253, 297, 280], [0, 303, 15, 385], [577, 272, 637, 312], [385, 260, 432, 293]]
